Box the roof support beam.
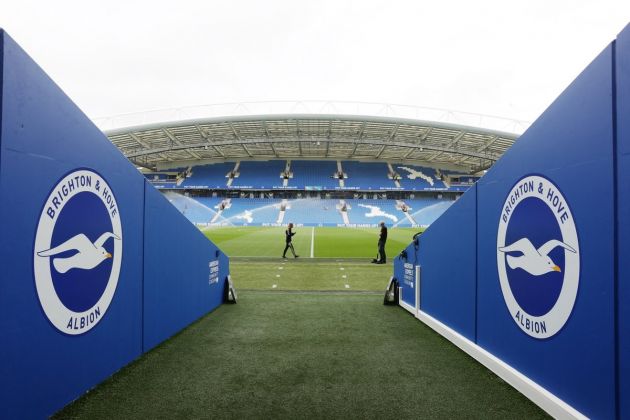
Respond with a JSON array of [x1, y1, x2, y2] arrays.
[[194, 125, 225, 158], [427, 130, 465, 162], [477, 134, 499, 152], [375, 145, 387, 158], [229, 122, 243, 141], [242, 144, 253, 157], [389, 123, 400, 141], [125, 137, 500, 162], [130, 133, 170, 161], [404, 147, 416, 159], [162, 128, 201, 160]]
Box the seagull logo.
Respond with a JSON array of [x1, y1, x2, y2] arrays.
[[397, 166, 434, 186], [496, 175, 580, 339], [498, 238, 576, 276], [37, 232, 121, 274], [358, 204, 398, 222], [33, 169, 123, 335]]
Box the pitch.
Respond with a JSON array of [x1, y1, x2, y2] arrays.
[[203, 226, 420, 291]]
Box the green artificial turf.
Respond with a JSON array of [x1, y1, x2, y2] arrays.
[[202, 226, 420, 259], [230, 260, 392, 291], [54, 293, 547, 419], [52, 226, 547, 418]]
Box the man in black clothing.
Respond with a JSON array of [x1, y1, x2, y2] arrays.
[[282, 222, 299, 258], [372, 221, 387, 264]]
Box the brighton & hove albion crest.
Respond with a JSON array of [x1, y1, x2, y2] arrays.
[[34, 169, 122, 335], [497, 174, 579, 339]]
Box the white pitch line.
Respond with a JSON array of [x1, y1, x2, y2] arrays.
[[276, 274, 281, 277], [272, 284, 277, 288], [310, 227, 315, 258]]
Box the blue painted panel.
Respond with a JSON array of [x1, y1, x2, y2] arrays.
[[418, 185, 476, 341], [0, 32, 143, 418], [393, 242, 417, 309], [476, 46, 615, 418], [143, 183, 227, 351], [617, 23, 630, 420]]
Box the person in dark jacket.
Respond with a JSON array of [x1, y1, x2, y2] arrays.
[[372, 221, 387, 264], [282, 222, 299, 258]]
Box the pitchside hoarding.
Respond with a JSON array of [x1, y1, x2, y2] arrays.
[[0, 30, 229, 418], [394, 24, 630, 418]]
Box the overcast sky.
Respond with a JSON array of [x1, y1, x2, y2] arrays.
[[2, 0, 629, 130]]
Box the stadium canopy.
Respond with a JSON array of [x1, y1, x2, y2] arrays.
[[100, 102, 524, 173]]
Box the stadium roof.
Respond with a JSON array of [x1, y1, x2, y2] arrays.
[[102, 103, 523, 173]]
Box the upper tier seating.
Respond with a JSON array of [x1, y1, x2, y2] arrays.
[[164, 160, 477, 192], [341, 161, 394, 190], [231, 161, 286, 189], [288, 160, 340, 189], [179, 163, 235, 189]]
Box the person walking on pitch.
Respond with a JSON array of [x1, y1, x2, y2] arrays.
[[372, 221, 387, 264], [282, 222, 299, 258]]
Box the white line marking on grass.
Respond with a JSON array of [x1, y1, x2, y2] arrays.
[[272, 284, 277, 288], [340, 267, 345, 270], [276, 274, 281, 277], [342, 275, 347, 278], [310, 227, 315, 258], [345, 284, 350, 289]]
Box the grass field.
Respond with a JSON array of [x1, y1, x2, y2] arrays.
[[55, 293, 546, 419], [54, 226, 546, 418], [202, 226, 419, 259], [203, 226, 416, 291]]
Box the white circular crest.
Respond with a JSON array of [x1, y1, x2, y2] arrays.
[[33, 169, 122, 335], [496, 175, 579, 339]]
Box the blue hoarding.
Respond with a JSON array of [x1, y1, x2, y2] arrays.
[[0, 29, 229, 418], [393, 24, 630, 418]]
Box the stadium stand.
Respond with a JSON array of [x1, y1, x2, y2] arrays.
[[402, 199, 455, 227], [288, 160, 340, 189], [164, 192, 223, 224], [393, 164, 446, 190], [165, 190, 455, 228], [344, 199, 402, 225], [284, 198, 345, 225], [231, 161, 286, 189], [218, 198, 283, 225], [179, 162, 234, 189], [146, 160, 478, 193], [341, 161, 394, 190]]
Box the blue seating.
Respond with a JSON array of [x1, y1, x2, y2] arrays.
[[403, 198, 454, 227], [170, 160, 477, 192], [289, 160, 339, 189], [164, 192, 222, 224], [284, 198, 344, 225], [180, 163, 234, 189], [392, 164, 448, 190], [341, 161, 394, 190], [219, 198, 282, 225], [232, 161, 286, 189]]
